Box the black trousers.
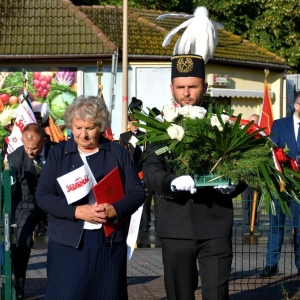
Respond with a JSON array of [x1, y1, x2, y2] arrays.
[[160, 237, 232, 300], [140, 186, 158, 229], [13, 200, 44, 287]]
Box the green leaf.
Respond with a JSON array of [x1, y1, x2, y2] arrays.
[[133, 110, 169, 131]]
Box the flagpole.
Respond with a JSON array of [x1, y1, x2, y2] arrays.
[[264, 69, 269, 83], [96, 61, 104, 101], [122, 0, 128, 133], [250, 190, 258, 234], [96, 61, 114, 140]]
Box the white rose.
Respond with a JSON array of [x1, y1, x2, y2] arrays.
[[210, 114, 230, 132], [189, 106, 207, 119], [178, 106, 207, 119], [162, 104, 179, 122], [167, 124, 185, 141], [178, 105, 192, 117], [221, 114, 230, 124], [210, 115, 223, 131], [210, 115, 219, 127]]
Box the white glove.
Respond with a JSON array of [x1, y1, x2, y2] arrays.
[[171, 175, 197, 194], [214, 184, 236, 194]]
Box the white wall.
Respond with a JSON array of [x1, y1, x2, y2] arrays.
[[132, 65, 172, 113], [83, 64, 173, 140]]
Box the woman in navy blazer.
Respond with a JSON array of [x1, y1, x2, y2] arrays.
[[36, 96, 145, 299]]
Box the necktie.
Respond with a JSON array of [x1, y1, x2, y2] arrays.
[[297, 123, 300, 152], [35, 155, 43, 175]]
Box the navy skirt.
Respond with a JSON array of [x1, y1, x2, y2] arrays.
[[44, 229, 128, 300]]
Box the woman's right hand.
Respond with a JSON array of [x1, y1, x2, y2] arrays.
[[75, 204, 108, 224]]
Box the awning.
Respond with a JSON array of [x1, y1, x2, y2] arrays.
[[207, 88, 274, 99]]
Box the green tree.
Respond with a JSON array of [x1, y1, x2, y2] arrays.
[[195, 0, 300, 72]]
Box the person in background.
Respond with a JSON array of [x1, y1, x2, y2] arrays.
[[140, 107, 161, 233], [35, 96, 145, 299], [243, 114, 261, 236], [258, 91, 300, 277], [119, 97, 144, 171], [8, 123, 56, 299], [32, 102, 51, 236]]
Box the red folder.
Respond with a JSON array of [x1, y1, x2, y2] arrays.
[[92, 167, 124, 237]]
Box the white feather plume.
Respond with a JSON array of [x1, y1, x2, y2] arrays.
[[156, 6, 223, 64]]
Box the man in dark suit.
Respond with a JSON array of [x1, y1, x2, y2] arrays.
[[119, 114, 143, 171], [8, 123, 56, 299], [258, 91, 300, 277], [142, 54, 246, 300], [32, 102, 50, 236]]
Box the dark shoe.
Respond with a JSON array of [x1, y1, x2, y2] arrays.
[[142, 226, 149, 232], [15, 286, 24, 299], [257, 265, 279, 277], [244, 230, 261, 236], [11, 218, 17, 228], [36, 229, 46, 236]]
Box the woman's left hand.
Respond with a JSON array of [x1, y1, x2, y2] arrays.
[[98, 203, 117, 220], [75, 203, 117, 224]]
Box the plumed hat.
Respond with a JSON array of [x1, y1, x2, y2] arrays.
[[128, 97, 143, 122], [128, 97, 143, 113], [128, 113, 138, 122], [171, 55, 205, 80], [156, 6, 223, 79], [32, 102, 50, 124], [128, 97, 143, 121]]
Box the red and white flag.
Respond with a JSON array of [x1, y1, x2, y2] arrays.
[[5, 100, 36, 154], [259, 76, 274, 135], [260, 74, 284, 189]]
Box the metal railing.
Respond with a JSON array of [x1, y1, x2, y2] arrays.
[[0, 159, 16, 300], [230, 196, 300, 299]]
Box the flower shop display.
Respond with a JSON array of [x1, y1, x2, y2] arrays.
[[133, 104, 300, 215]]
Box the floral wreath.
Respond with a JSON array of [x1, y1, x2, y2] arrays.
[[133, 103, 300, 216]]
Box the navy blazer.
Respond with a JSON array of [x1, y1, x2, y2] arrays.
[[35, 135, 145, 248], [271, 114, 298, 160]]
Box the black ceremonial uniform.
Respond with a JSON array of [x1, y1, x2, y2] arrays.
[[143, 142, 246, 300], [119, 130, 143, 171]]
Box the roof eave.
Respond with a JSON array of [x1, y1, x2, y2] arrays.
[[127, 55, 289, 71], [0, 54, 114, 62], [210, 57, 290, 71], [0, 54, 289, 71]]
